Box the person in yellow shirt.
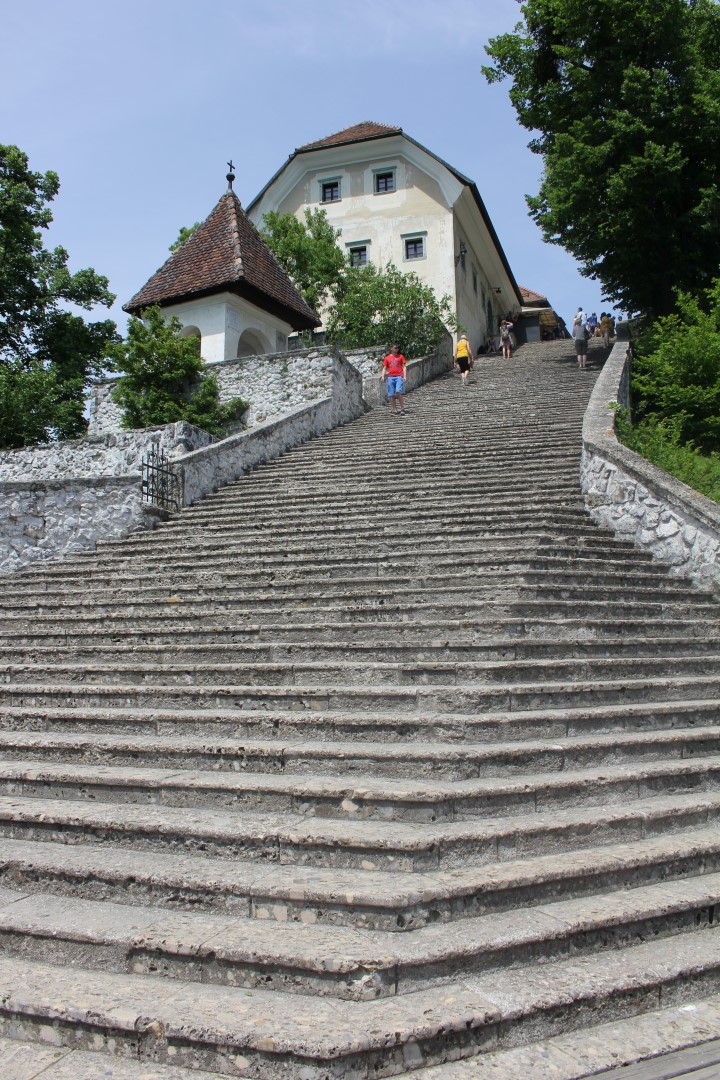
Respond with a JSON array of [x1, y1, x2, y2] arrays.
[[454, 334, 474, 386]]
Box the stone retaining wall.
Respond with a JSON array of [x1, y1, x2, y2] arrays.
[[0, 478, 164, 577], [581, 335, 720, 591], [0, 423, 213, 482], [87, 338, 454, 437], [176, 348, 364, 506]]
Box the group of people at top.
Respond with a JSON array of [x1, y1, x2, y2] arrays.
[[572, 307, 617, 369]]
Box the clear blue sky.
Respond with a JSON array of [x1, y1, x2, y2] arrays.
[[2, 0, 617, 334]]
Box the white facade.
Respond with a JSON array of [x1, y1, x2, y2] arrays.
[[247, 132, 520, 350], [159, 291, 292, 365]]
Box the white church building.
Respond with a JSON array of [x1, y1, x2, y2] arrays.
[[124, 124, 551, 360], [247, 121, 524, 349]]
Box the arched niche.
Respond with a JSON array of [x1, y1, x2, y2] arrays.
[[178, 325, 202, 354], [237, 328, 271, 357]]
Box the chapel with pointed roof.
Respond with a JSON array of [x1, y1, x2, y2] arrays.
[[125, 186, 319, 363]]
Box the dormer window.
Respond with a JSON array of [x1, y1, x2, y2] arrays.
[[374, 170, 395, 194], [321, 179, 341, 203]]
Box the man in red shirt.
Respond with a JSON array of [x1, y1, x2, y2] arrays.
[[381, 344, 408, 416]]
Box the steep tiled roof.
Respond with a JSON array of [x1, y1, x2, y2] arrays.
[[297, 122, 401, 152], [519, 286, 548, 304], [124, 192, 319, 330]]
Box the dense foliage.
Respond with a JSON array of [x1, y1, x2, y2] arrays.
[[615, 411, 720, 504], [484, 0, 720, 317], [326, 263, 456, 357], [631, 280, 720, 453], [0, 145, 117, 447], [110, 306, 247, 436], [260, 208, 345, 312]]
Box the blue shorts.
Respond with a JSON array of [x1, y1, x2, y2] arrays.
[[387, 376, 404, 397]]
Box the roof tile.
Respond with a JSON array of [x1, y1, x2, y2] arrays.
[[296, 122, 401, 152]]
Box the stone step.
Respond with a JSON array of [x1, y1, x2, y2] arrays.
[[1, 634, 716, 666], [0, 724, 718, 780], [171, 477, 583, 510], [3, 653, 720, 689], [55, 530, 651, 567], [39, 546, 658, 586], [0, 871, 718, 1002], [0, 1035, 223, 1080], [2, 824, 718, 931], [157, 499, 588, 533], [403, 994, 720, 1079], [4, 672, 720, 715], [6, 554, 670, 595], [0, 788, 716, 870], [184, 482, 582, 517], [3, 579, 705, 617], [1, 928, 719, 1076], [0, 569, 702, 609], [2, 614, 714, 647], [1, 752, 719, 822], [93, 514, 602, 556], [1, 596, 716, 632], [2, 696, 719, 745]]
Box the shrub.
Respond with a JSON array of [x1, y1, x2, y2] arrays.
[[110, 307, 247, 437]]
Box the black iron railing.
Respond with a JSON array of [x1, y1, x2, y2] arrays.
[[141, 445, 182, 512]]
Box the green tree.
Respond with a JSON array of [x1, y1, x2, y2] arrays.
[[0, 361, 61, 450], [631, 278, 720, 453], [0, 144, 117, 445], [169, 223, 201, 252], [110, 306, 247, 436], [326, 263, 456, 356], [260, 208, 344, 311], [483, 0, 720, 317]]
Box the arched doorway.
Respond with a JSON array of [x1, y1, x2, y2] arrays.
[[237, 329, 270, 357]]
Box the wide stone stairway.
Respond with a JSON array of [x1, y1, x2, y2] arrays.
[[1, 339, 720, 1079]]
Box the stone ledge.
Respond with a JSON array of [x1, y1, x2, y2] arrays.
[[581, 341, 720, 590]]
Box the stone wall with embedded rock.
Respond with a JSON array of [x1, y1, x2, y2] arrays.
[[0, 477, 164, 576], [581, 335, 720, 591], [0, 423, 213, 482], [87, 337, 455, 437]]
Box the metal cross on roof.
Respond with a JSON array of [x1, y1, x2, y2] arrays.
[[226, 160, 236, 191]]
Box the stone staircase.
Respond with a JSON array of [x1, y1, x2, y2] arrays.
[[1, 338, 720, 1078]]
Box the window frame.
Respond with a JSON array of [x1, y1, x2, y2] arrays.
[[402, 233, 426, 261], [348, 245, 368, 268], [373, 168, 396, 195], [320, 177, 342, 204]]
